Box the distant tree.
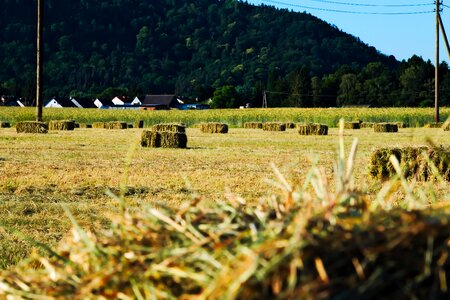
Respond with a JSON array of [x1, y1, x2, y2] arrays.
[[210, 85, 240, 108], [337, 73, 361, 106]]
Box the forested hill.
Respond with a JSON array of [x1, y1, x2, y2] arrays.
[[2, 0, 447, 108]]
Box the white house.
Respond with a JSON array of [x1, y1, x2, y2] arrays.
[[131, 96, 142, 105], [44, 98, 63, 108]]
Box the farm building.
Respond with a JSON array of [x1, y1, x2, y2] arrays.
[[1, 96, 25, 107], [141, 95, 183, 110]]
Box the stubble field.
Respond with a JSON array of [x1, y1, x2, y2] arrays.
[[0, 116, 449, 269]]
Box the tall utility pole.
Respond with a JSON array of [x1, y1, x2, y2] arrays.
[[36, 0, 43, 122], [262, 91, 268, 108], [435, 0, 441, 123]]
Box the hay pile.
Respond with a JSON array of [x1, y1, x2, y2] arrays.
[[285, 122, 296, 129], [107, 121, 128, 129], [369, 146, 450, 181], [134, 120, 144, 128], [263, 122, 286, 131], [92, 122, 108, 129], [297, 123, 328, 135], [141, 123, 187, 148], [15, 121, 48, 134], [0, 121, 10, 128], [344, 121, 360, 129], [360, 122, 375, 128], [199, 122, 228, 134], [48, 120, 76, 131], [244, 122, 263, 129], [373, 123, 398, 133], [79, 123, 92, 129]]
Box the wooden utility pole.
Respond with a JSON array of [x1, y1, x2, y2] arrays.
[[36, 0, 43, 121], [262, 91, 268, 108], [435, 0, 440, 123]]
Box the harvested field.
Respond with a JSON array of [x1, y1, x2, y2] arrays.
[[263, 122, 286, 131]]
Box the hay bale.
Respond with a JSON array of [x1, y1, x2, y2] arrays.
[[262, 122, 286, 132], [49, 120, 76, 131], [74, 123, 80, 129], [128, 124, 133, 129], [243, 122, 263, 129], [298, 123, 328, 135], [141, 130, 187, 148], [424, 122, 443, 128], [344, 121, 360, 129], [444, 123, 450, 131], [394, 121, 406, 128], [373, 123, 398, 133], [369, 146, 450, 181], [0, 121, 11, 128], [16, 121, 48, 134], [107, 121, 128, 129], [199, 123, 228, 134], [285, 122, 296, 129], [92, 122, 108, 129], [79, 123, 92, 129], [152, 123, 186, 133], [360, 122, 375, 128], [134, 120, 144, 129]]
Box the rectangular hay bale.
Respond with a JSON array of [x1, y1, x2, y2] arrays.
[[369, 146, 450, 181], [107, 121, 128, 129], [360, 122, 375, 128], [79, 123, 92, 129], [0, 121, 11, 128], [243, 122, 263, 129], [141, 130, 187, 148], [16, 121, 48, 134], [297, 123, 328, 135], [134, 120, 144, 129], [262, 122, 286, 132], [344, 121, 360, 129], [49, 120, 76, 131], [373, 123, 398, 133], [92, 122, 108, 129], [199, 123, 228, 133], [152, 123, 186, 133]]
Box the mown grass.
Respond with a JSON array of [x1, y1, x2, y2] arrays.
[[0, 121, 449, 299], [1, 107, 449, 127], [0, 123, 449, 270]]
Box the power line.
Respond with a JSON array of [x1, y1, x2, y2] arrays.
[[263, 0, 435, 15], [308, 0, 434, 8]]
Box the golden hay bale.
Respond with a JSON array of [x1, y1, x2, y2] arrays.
[[344, 121, 360, 129], [369, 146, 450, 181], [48, 120, 76, 131], [16, 121, 48, 134], [360, 122, 375, 128], [262, 122, 286, 132], [297, 123, 328, 135], [424, 122, 443, 128], [92, 122, 108, 129], [141, 130, 187, 148], [107, 121, 128, 129], [152, 123, 186, 133], [79, 123, 92, 129], [373, 123, 398, 133], [243, 122, 263, 129], [134, 120, 144, 129], [285, 122, 296, 129], [199, 123, 228, 134], [0, 121, 11, 128]]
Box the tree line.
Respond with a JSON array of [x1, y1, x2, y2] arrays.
[[0, 0, 447, 108]]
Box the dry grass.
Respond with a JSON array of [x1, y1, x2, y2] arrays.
[[0, 122, 449, 299], [0, 125, 449, 271]]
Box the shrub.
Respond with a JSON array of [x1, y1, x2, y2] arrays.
[[16, 121, 48, 134]]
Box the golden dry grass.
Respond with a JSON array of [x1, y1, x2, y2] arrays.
[[0, 126, 449, 269]]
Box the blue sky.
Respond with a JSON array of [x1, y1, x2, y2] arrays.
[[247, 0, 450, 64]]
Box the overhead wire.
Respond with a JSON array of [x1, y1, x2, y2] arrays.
[[262, 0, 436, 15], [308, 0, 434, 7]]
